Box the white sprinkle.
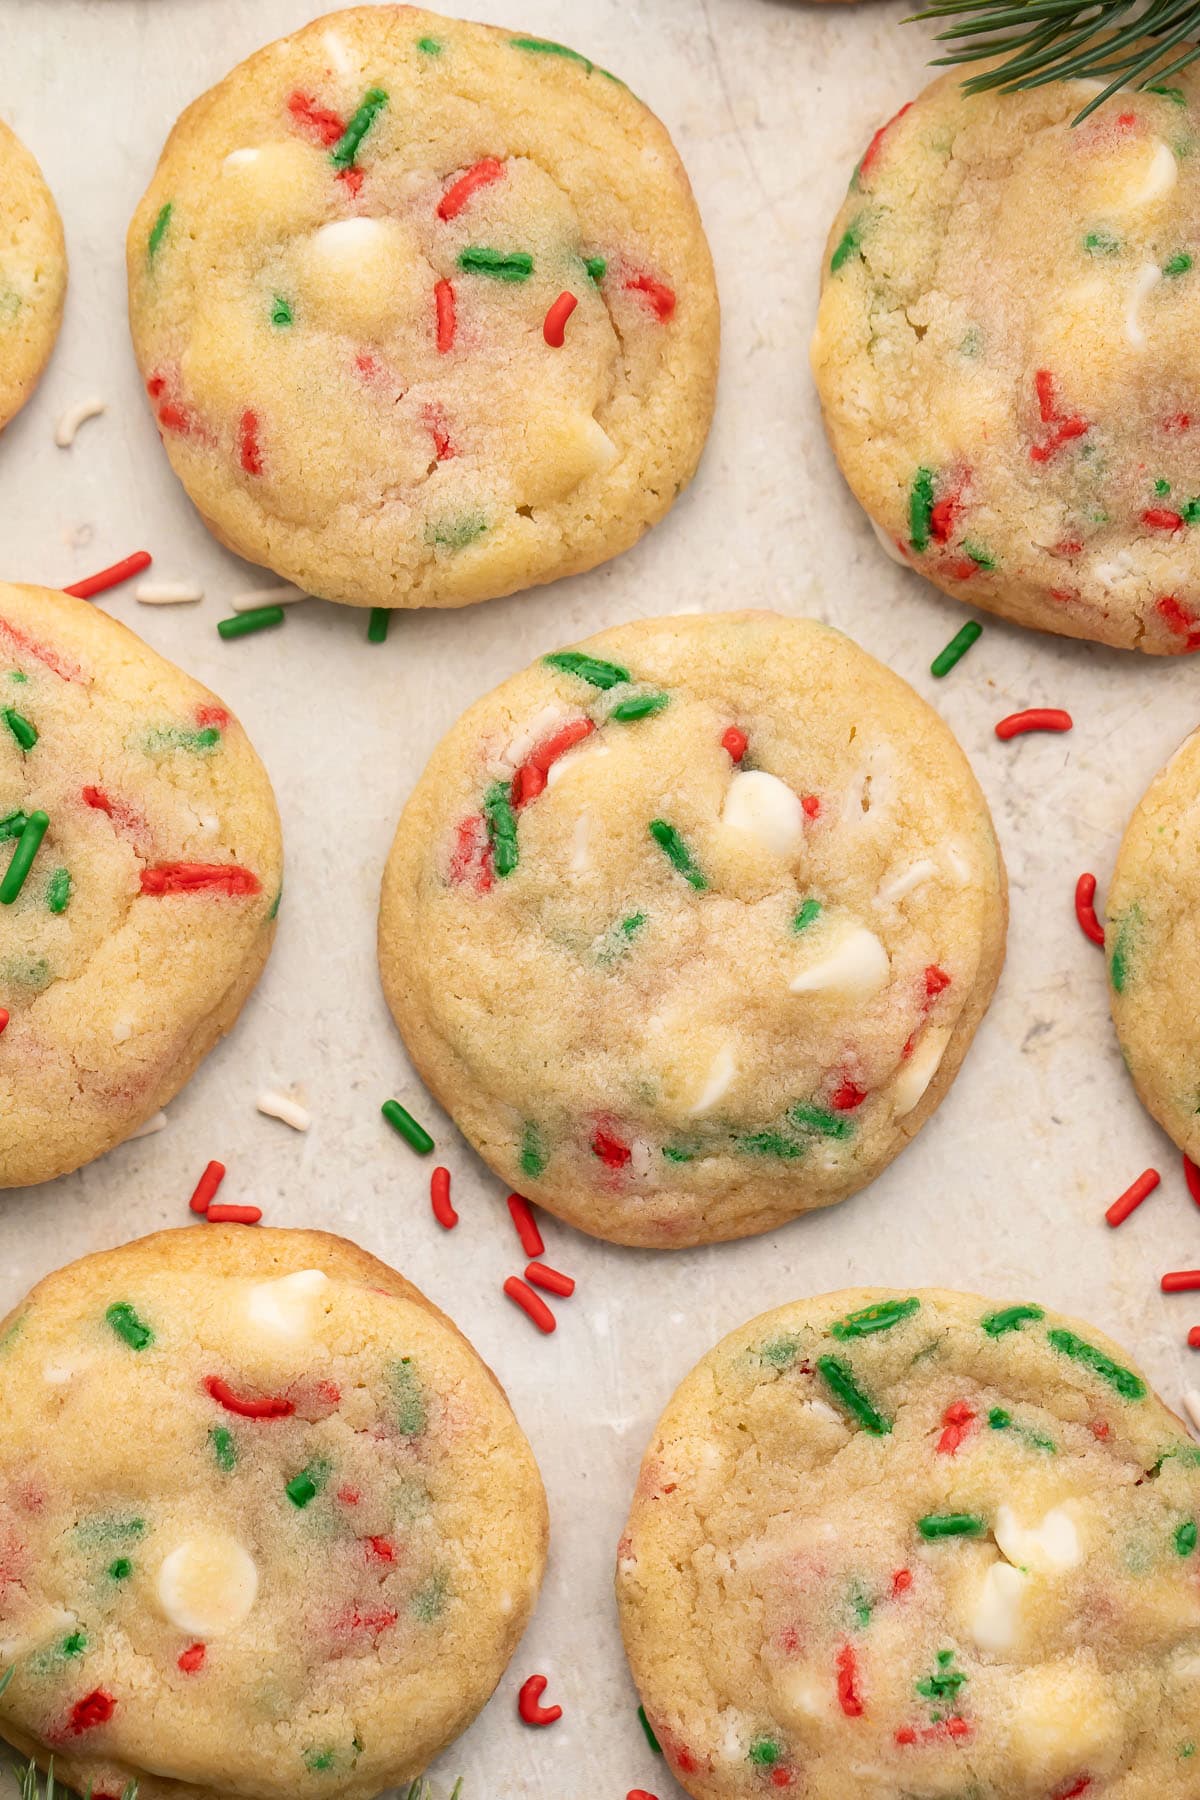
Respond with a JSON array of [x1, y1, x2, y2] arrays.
[[871, 516, 910, 566], [129, 1111, 168, 1141], [807, 1398, 842, 1425], [570, 810, 592, 874], [257, 1090, 311, 1132], [690, 1043, 737, 1115], [230, 584, 308, 612], [1183, 1389, 1200, 1437], [878, 857, 937, 904], [110, 1015, 134, 1044], [54, 397, 106, 449], [790, 926, 890, 997], [1125, 261, 1161, 349], [944, 842, 973, 885], [223, 148, 261, 172], [135, 581, 203, 605], [322, 28, 354, 72]]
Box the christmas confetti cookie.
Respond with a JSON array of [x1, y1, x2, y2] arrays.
[[0, 1225, 548, 1800], [0, 582, 282, 1187], [618, 1286, 1200, 1800], [0, 117, 66, 432], [126, 5, 719, 612], [377, 612, 1006, 1247], [1106, 724, 1200, 1159], [812, 70, 1200, 653]]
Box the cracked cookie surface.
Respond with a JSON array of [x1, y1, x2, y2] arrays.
[[126, 4, 719, 611], [0, 582, 282, 1187], [812, 69, 1200, 652], [0, 116, 66, 432]]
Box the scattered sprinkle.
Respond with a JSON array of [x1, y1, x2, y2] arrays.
[[438, 156, 506, 220], [329, 86, 388, 169], [1163, 1270, 1200, 1292], [524, 1260, 575, 1297], [930, 620, 982, 677], [585, 255, 607, 282], [63, 551, 152, 600], [188, 1160, 226, 1215], [722, 726, 748, 762], [543, 290, 578, 346], [459, 246, 534, 282], [504, 1276, 556, 1334], [518, 1673, 563, 1725], [0, 810, 49, 905], [508, 1193, 545, 1257], [55, 397, 107, 449], [367, 607, 390, 644], [917, 1513, 985, 1539], [1075, 872, 1105, 945], [624, 273, 675, 319], [135, 581, 203, 605], [218, 605, 285, 639], [257, 1090, 311, 1132], [1106, 1168, 1160, 1226], [816, 1354, 891, 1435], [206, 1203, 263, 1224], [995, 708, 1073, 739], [106, 1301, 154, 1351], [431, 1165, 458, 1229], [1047, 1327, 1147, 1399], [382, 1098, 435, 1154], [649, 819, 706, 890], [229, 585, 307, 612], [204, 1375, 293, 1418], [1183, 1390, 1200, 1433], [1190, 1328, 1200, 1351], [435, 277, 457, 353]]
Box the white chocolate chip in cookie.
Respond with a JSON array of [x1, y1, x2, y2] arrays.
[[1124, 261, 1161, 350], [878, 857, 937, 904], [789, 926, 889, 997], [994, 1502, 1082, 1575], [690, 1043, 738, 1116], [891, 1027, 950, 1117], [969, 1558, 1029, 1651], [157, 1535, 259, 1638], [298, 217, 415, 337], [721, 771, 806, 862], [1007, 1661, 1124, 1783], [243, 1269, 329, 1340]]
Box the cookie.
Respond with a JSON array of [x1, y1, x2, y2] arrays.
[[618, 1285, 1200, 1799], [126, 5, 719, 612], [1106, 725, 1200, 1158], [812, 73, 1200, 653], [0, 1225, 548, 1800], [0, 117, 67, 432], [0, 582, 282, 1187], [378, 611, 1006, 1247]]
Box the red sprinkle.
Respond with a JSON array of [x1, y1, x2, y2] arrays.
[[0, 616, 84, 682], [435, 278, 457, 353], [1188, 1327, 1200, 1350], [857, 101, 913, 182], [366, 1536, 395, 1562], [627, 1793, 659, 1800], [936, 1400, 976, 1455], [287, 92, 345, 146], [189, 1160, 226, 1215], [1055, 1782, 1092, 1800], [543, 291, 579, 347], [423, 402, 456, 461], [338, 167, 364, 198], [239, 410, 264, 476], [504, 1276, 556, 1335], [929, 493, 961, 545], [430, 1165, 458, 1230], [801, 795, 820, 819], [525, 1260, 575, 1297], [63, 551, 152, 601], [177, 1644, 206, 1674], [140, 863, 261, 897], [891, 1569, 913, 1596], [924, 965, 951, 998], [593, 1127, 632, 1169], [1074, 873, 1105, 946], [518, 1673, 562, 1726], [0, 1009, 8, 1038], [69, 1690, 115, 1735], [1105, 1168, 1159, 1227], [1185, 1154, 1200, 1207], [1163, 1269, 1200, 1292], [1157, 595, 1200, 651], [512, 718, 595, 806], [437, 156, 506, 220], [203, 1376, 293, 1419], [830, 1081, 867, 1111], [722, 726, 748, 762], [835, 1644, 864, 1717], [507, 1193, 545, 1257], [624, 273, 676, 320], [994, 708, 1073, 740], [206, 1204, 263, 1225], [1142, 507, 1185, 531]]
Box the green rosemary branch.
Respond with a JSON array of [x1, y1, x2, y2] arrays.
[[907, 0, 1200, 121]]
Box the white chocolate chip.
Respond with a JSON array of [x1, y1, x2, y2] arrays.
[[944, 842, 973, 885], [806, 1398, 842, 1426], [870, 517, 910, 566], [1124, 261, 1161, 349], [789, 926, 890, 997], [994, 1503, 1081, 1574], [110, 1014, 134, 1044], [878, 858, 937, 903], [244, 1269, 329, 1340], [1183, 1389, 1200, 1438], [1131, 139, 1178, 206], [322, 29, 354, 71], [891, 1028, 950, 1117], [54, 397, 106, 449], [970, 1559, 1028, 1651], [157, 1536, 259, 1638], [690, 1043, 737, 1116], [223, 148, 261, 172], [570, 811, 592, 874], [501, 705, 567, 770], [1007, 1662, 1123, 1782], [721, 771, 806, 861], [546, 738, 609, 787]]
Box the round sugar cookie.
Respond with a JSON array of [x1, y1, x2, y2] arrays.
[[1107, 724, 1200, 1157], [812, 71, 1200, 653], [126, 5, 719, 612], [378, 611, 1007, 1247], [0, 1226, 548, 1800], [0, 582, 282, 1187], [618, 1286, 1200, 1800], [0, 118, 67, 431]]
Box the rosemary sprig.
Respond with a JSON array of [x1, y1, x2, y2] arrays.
[[907, 0, 1200, 121], [1, 1759, 461, 1800]]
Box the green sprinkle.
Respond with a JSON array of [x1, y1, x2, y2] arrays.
[[61, 1630, 88, 1657], [649, 819, 706, 890], [930, 620, 983, 677], [267, 887, 282, 921], [981, 1303, 1044, 1337], [1110, 905, 1141, 994], [543, 650, 631, 688], [0, 810, 27, 841], [306, 1750, 336, 1773], [148, 201, 173, 260], [739, 1131, 802, 1159], [509, 35, 593, 70], [210, 1426, 238, 1472], [1156, 477, 1172, 494], [611, 692, 669, 722], [458, 246, 534, 282], [916, 1649, 966, 1703], [427, 513, 488, 550], [816, 1354, 891, 1435], [638, 1705, 662, 1754], [107, 1557, 132, 1581], [661, 1144, 695, 1164], [1175, 1519, 1198, 1556], [392, 1358, 427, 1436], [748, 1738, 781, 1767], [621, 911, 646, 938], [144, 726, 221, 755], [520, 1120, 546, 1178], [270, 294, 294, 327], [791, 1103, 854, 1140], [411, 1570, 448, 1621], [988, 1406, 1011, 1430], [585, 256, 608, 281], [75, 1515, 146, 1546], [330, 86, 388, 169], [792, 898, 821, 931], [105, 1301, 154, 1352], [917, 1513, 986, 1539], [417, 35, 442, 53], [959, 325, 983, 356], [831, 1297, 920, 1340], [963, 541, 995, 570], [1046, 1327, 1146, 1399], [367, 607, 390, 644], [3, 708, 37, 750], [830, 219, 863, 273], [217, 605, 285, 639], [46, 867, 71, 915], [8, 671, 26, 683], [286, 1462, 329, 1509], [908, 466, 935, 552], [1180, 1740, 1196, 1758], [484, 781, 519, 877], [1084, 228, 1121, 255], [759, 1334, 803, 1368], [1150, 84, 1187, 103], [382, 1099, 435, 1154], [1165, 252, 1193, 277]]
